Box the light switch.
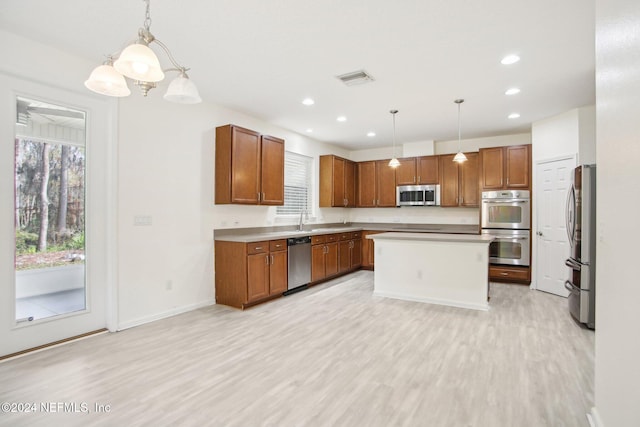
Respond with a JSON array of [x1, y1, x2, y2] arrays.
[[134, 215, 152, 226]]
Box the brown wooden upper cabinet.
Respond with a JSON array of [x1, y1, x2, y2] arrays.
[[319, 155, 356, 207], [439, 153, 479, 207], [356, 160, 396, 207], [215, 125, 284, 205], [479, 144, 531, 190], [395, 156, 439, 185]]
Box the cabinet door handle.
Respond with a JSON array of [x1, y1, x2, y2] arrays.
[[265, 255, 269, 265], [418, 175, 421, 183], [500, 272, 508, 276], [271, 255, 274, 265], [258, 192, 261, 201], [254, 246, 262, 250], [414, 176, 416, 183]]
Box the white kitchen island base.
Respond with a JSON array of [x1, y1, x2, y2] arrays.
[[368, 232, 494, 311]]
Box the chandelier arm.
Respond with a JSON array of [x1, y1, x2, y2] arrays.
[[150, 39, 189, 73]]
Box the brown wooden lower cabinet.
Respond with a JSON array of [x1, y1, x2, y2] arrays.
[[489, 265, 531, 284], [312, 232, 361, 284], [361, 231, 382, 269], [311, 234, 339, 283], [215, 239, 288, 309]]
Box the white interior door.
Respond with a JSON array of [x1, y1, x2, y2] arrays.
[[535, 157, 575, 296], [0, 74, 116, 357]]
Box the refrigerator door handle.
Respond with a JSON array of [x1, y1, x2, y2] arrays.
[[565, 186, 575, 247], [565, 258, 581, 269], [565, 280, 579, 292]]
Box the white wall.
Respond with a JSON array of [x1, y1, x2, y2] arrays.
[[593, 0, 640, 425], [579, 105, 597, 164], [531, 105, 595, 163], [529, 106, 595, 289], [434, 133, 531, 154], [116, 89, 350, 328], [349, 140, 435, 162]]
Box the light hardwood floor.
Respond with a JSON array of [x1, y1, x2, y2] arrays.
[[0, 271, 594, 427]]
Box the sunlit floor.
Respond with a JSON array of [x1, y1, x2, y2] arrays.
[[15, 289, 85, 321]]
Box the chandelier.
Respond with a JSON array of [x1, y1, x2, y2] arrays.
[[84, 0, 202, 104]]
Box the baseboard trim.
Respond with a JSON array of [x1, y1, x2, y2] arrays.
[[587, 407, 604, 427], [373, 290, 489, 311], [0, 329, 108, 362], [117, 299, 216, 331]]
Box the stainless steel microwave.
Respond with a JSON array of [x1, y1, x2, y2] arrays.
[[397, 185, 441, 206]]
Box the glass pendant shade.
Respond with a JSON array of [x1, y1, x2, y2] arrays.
[[453, 151, 468, 163], [114, 43, 165, 82], [84, 64, 131, 97], [163, 75, 202, 104], [388, 157, 400, 168]]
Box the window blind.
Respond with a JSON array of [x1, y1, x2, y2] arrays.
[[277, 152, 312, 216]]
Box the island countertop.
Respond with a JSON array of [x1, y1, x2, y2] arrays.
[[367, 232, 493, 244]]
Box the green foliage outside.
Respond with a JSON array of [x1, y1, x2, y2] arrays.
[[16, 230, 85, 255]]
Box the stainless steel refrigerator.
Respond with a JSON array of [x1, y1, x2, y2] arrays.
[[565, 164, 596, 329]]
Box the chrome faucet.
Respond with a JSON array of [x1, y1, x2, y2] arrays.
[[298, 209, 307, 231]]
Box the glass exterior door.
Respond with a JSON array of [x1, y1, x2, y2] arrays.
[[14, 97, 87, 323], [1, 73, 112, 358]]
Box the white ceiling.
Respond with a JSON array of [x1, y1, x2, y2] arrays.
[[0, 0, 595, 150]]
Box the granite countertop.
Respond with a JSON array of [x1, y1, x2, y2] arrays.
[[214, 223, 479, 243], [366, 231, 493, 244]]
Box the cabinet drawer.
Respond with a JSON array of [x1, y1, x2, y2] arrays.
[[351, 231, 362, 239], [339, 232, 351, 241], [326, 234, 340, 243], [311, 235, 326, 245], [269, 239, 287, 252], [247, 241, 269, 255], [489, 265, 530, 281]]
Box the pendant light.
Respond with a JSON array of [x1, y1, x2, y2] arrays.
[[85, 0, 201, 104], [388, 109, 400, 168], [453, 99, 468, 163]]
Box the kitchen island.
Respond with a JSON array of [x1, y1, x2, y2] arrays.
[[367, 232, 494, 311]]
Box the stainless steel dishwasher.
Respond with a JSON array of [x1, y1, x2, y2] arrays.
[[286, 236, 311, 294]]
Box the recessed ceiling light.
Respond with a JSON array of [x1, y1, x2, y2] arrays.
[[501, 54, 520, 65], [302, 98, 315, 106], [508, 113, 521, 119], [337, 116, 347, 122], [505, 87, 521, 95], [306, 128, 313, 133], [367, 131, 376, 137]]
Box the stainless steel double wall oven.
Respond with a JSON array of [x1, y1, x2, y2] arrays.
[[480, 190, 531, 267]]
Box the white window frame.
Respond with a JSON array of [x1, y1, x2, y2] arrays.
[[276, 151, 313, 218]]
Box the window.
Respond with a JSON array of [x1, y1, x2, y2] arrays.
[[277, 151, 312, 216]]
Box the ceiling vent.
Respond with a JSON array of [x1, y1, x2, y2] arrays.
[[336, 70, 375, 86]]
